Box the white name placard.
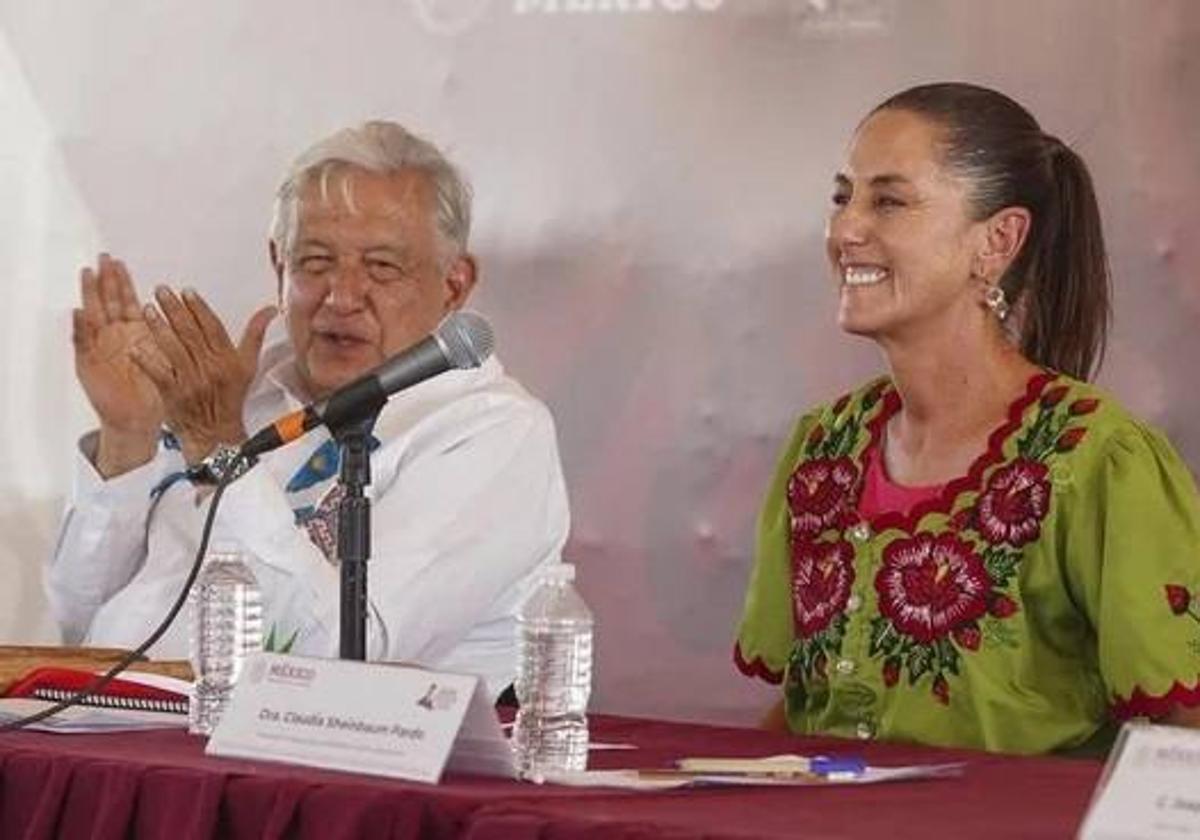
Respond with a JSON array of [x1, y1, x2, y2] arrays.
[[1079, 723, 1200, 839], [205, 653, 514, 784]]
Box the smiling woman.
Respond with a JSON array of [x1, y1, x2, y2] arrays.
[[735, 82, 1200, 755]]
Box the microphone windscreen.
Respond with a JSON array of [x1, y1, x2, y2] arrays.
[[437, 311, 494, 368]]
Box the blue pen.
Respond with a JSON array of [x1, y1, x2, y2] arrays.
[[809, 756, 867, 779]]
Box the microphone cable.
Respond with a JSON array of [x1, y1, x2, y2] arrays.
[[0, 467, 239, 732]]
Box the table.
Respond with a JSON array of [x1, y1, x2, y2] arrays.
[[0, 714, 1103, 839]]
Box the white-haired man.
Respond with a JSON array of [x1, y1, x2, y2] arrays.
[[46, 122, 570, 700]]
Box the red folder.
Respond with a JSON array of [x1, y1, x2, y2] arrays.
[[4, 666, 189, 714]]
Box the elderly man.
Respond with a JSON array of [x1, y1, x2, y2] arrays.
[[46, 122, 570, 699]]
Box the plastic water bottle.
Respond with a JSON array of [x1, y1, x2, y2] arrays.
[[188, 544, 263, 735], [512, 563, 594, 779]]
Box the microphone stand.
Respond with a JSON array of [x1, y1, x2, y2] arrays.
[[334, 414, 378, 661]]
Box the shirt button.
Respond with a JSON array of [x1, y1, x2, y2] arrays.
[[846, 594, 862, 613], [835, 658, 856, 676], [856, 720, 876, 740], [849, 522, 870, 542]]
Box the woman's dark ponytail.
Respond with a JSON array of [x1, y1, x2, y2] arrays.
[[1016, 137, 1110, 382]]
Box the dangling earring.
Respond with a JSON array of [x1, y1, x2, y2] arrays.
[[984, 284, 1009, 321]]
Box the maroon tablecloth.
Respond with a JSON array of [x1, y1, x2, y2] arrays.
[[0, 714, 1102, 839]]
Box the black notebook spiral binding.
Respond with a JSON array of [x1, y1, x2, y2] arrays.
[[30, 687, 189, 715]]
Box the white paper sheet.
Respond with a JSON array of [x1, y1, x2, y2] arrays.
[[0, 698, 187, 733], [537, 761, 966, 790]]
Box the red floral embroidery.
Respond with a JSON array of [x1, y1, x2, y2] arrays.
[[989, 593, 1020, 618], [975, 460, 1051, 547], [787, 457, 858, 539], [1166, 585, 1192, 616], [948, 506, 974, 532], [932, 673, 950, 705], [751, 374, 1113, 707], [1113, 585, 1200, 717], [1040, 385, 1069, 409], [882, 656, 901, 687], [952, 622, 982, 651], [876, 533, 990, 644], [1056, 427, 1087, 452], [1164, 583, 1200, 627], [792, 539, 855, 636]]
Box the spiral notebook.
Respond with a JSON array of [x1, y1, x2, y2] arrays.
[[4, 666, 190, 715]]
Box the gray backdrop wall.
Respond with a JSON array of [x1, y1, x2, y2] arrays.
[[0, 0, 1196, 724]]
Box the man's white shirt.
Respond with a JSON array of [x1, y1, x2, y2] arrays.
[[45, 341, 570, 699]]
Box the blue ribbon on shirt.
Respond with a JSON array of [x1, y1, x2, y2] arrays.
[[149, 430, 186, 500], [147, 428, 381, 522], [289, 436, 381, 525]]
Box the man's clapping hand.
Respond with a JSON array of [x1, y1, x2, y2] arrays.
[[130, 285, 276, 466], [72, 254, 165, 478]]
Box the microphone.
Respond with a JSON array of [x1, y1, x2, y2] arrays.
[[240, 311, 495, 459]]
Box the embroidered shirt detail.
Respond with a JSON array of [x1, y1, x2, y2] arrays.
[[875, 532, 990, 644], [779, 372, 1099, 709], [287, 435, 381, 562], [733, 643, 783, 684], [739, 369, 1200, 751], [974, 461, 1051, 547], [792, 539, 855, 636], [1113, 585, 1200, 719], [788, 458, 858, 540]]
